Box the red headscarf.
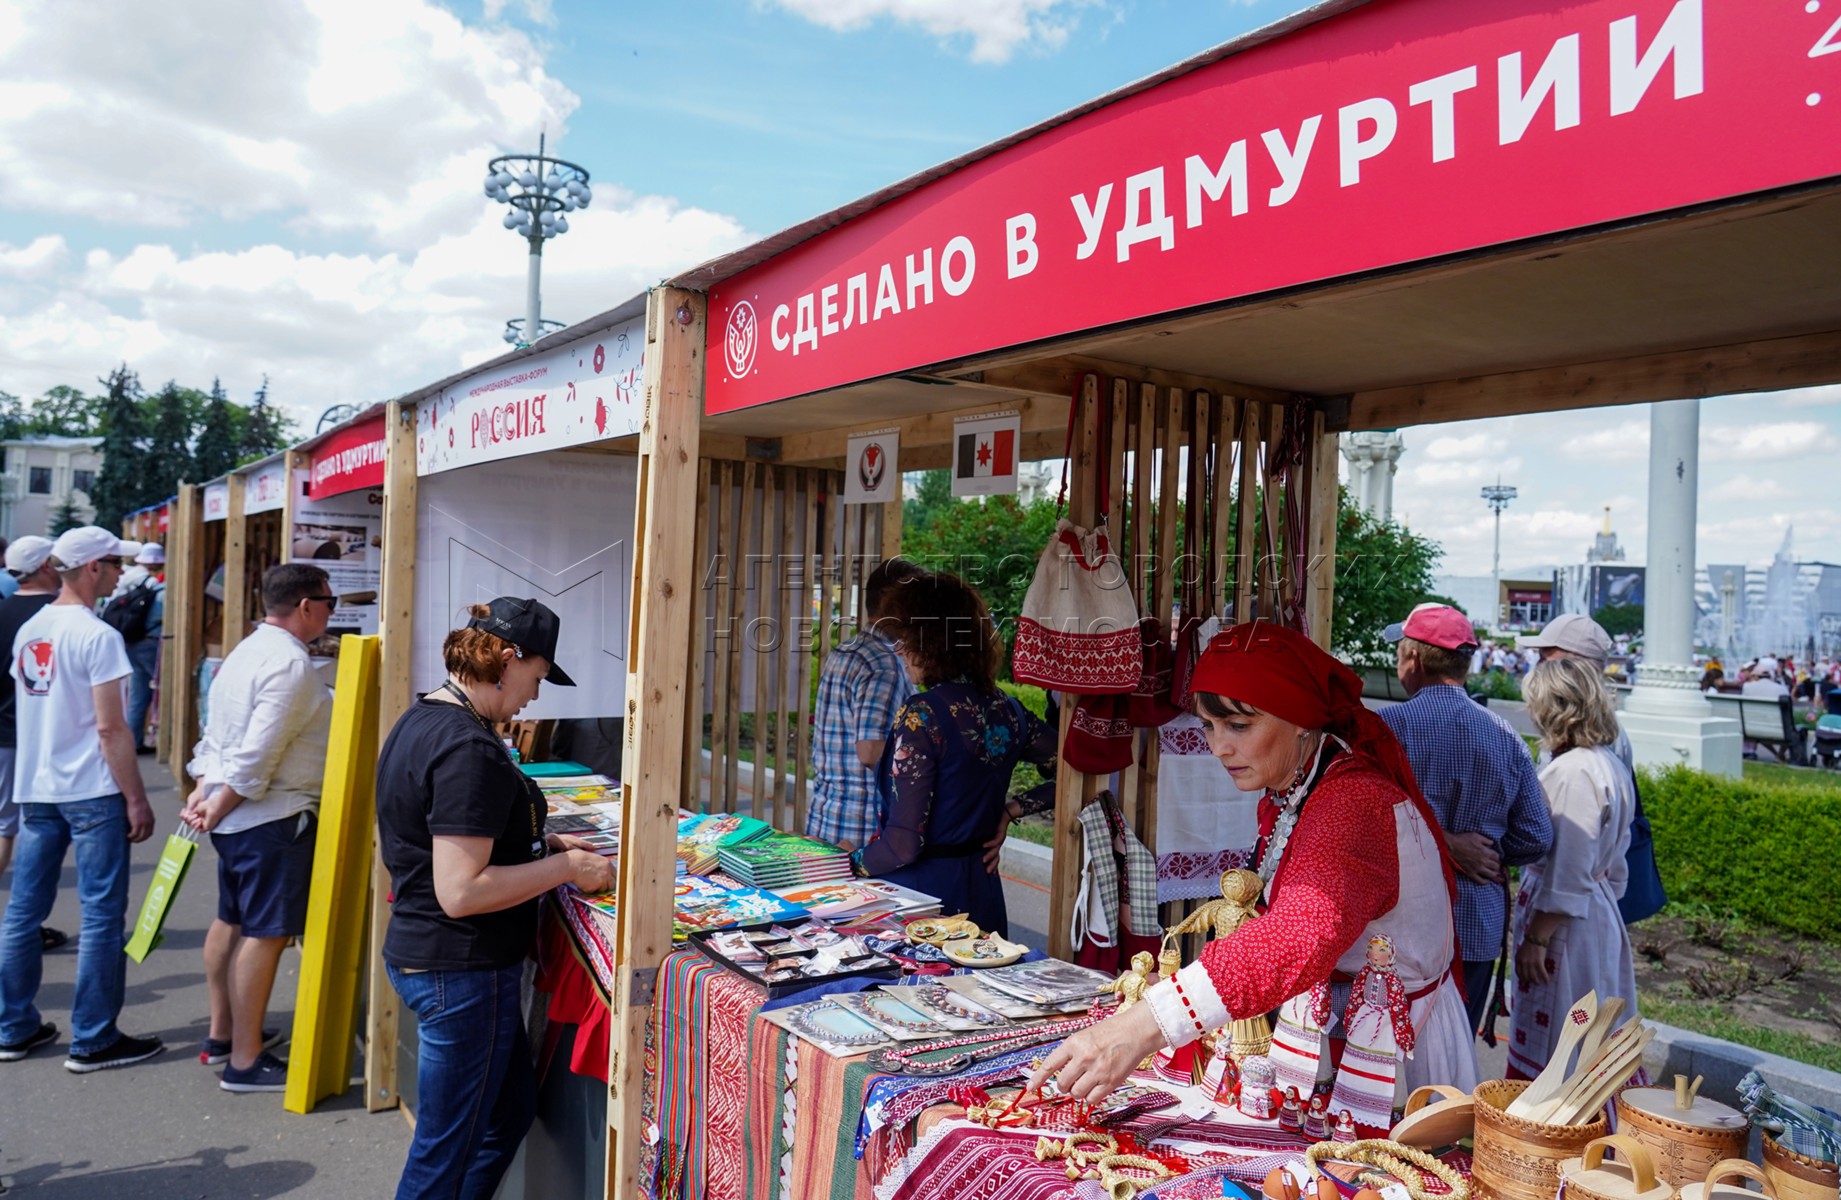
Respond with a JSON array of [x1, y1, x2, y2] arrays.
[[1189, 621, 1459, 922]]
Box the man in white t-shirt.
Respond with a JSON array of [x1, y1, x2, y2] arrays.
[[182, 563, 334, 1093], [0, 527, 162, 1073]]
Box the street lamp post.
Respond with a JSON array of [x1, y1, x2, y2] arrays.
[[1481, 480, 1518, 632], [482, 133, 591, 347]]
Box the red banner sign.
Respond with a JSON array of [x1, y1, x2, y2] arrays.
[[706, 0, 1841, 413], [308, 415, 387, 499]]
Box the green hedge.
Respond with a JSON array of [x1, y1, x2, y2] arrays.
[[1641, 764, 1841, 939]]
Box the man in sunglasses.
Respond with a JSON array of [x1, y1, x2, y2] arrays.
[[0, 527, 161, 1073], [181, 564, 335, 1093]]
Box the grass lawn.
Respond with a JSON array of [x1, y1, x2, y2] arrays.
[[1742, 760, 1841, 790], [1640, 992, 1841, 1074]]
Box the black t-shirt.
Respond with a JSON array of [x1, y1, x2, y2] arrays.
[[0, 592, 58, 747], [376, 697, 548, 971]]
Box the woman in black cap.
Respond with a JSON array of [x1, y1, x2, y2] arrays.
[[375, 597, 614, 1200]]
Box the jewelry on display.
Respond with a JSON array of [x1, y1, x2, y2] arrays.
[[1037, 1132, 1121, 1182], [1256, 736, 1329, 885], [1097, 1152, 1178, 1199], [1304, 1138, 1471, 1200], [863, 1013, 1103, 1077]]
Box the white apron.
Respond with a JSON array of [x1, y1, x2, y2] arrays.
[[1265, 794, 1479, 1133]]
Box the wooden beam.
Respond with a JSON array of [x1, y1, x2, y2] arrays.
[[775, 391, 1068, 465], [797, 428, 1065, 473], [1304, 411, 1341, 649], [609, 288, 704, 1197], [1348, 328, 1841, 431], [966, 354, 1293, 410], [164, 485, 204, 790], [222, 474, 250, 655]]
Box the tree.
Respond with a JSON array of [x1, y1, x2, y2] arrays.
[[47, 498, 82, 537], [28, 385, 100, 436], [89, 366, 147, 530], [143, 381, 196, 502], [901, 486, 1061, 676], [901, 468, 958, 539], [0, 392, 24, 442], [1594, 602, 1645, 639], [1330, 488, 1454, 666], [191, 378, 240, 482], [238, 376, 290, 463]]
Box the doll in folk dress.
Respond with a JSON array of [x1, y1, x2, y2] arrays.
[[1163, 868, 1272, 1062], [1329, 934, 1418, 1133]]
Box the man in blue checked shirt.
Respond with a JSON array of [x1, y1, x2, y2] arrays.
[[806, 559, 927, 850], [1381, 603, 1553, 1044]]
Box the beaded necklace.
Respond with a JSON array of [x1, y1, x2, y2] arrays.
[[1253, 734, 1331, 887], [864, 1012, 1103, 1076]]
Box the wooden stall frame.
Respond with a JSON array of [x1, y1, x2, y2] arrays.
[[222, 472, 251, 657], [163, 484, 204, 789]]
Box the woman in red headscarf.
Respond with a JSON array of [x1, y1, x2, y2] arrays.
[[1031, 623, 1478, 1135]]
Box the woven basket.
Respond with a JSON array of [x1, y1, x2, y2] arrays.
[[1560, 1135, 1678, 1200], [1762, 1135, 1840, 1200], [1615, 1087, 1750, 1190], [1472, 1078, 1610, 1200]]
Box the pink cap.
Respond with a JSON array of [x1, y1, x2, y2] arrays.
[[1382, 603, 1478, 651]]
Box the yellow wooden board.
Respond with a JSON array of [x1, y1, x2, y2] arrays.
[[285, 634, 381, 1115]]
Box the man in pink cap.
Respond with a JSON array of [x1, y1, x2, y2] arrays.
[[1381, 603, 1552, 1044]]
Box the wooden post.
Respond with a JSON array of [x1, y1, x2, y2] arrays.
[[364, 398, 418, 1114], [683, 458, 712, 809], [609, 287, 704, 1196], [879, 489, 903, 562], [1047, 375, 1102, 962], [791, 471, 822, 832], [222, 474, 251, 656], [163, 485, 204, 789], [1234, 403, 1261, 625], [1304, 411, 1341, 649]]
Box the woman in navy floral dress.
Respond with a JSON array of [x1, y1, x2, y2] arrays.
[[848, 573, 1057, 935]]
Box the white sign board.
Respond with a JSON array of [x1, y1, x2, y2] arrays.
[[290, 470, 382, 636], [950, 411, 1022, 498], [843, 431, 899, 504], [244, 460, 288, 515], [202, 482, 229, 522], [414, 451, 637, 719], [416, 318, 646, 476]]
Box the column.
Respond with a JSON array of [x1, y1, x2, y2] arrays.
[[1621, 400, 1741, 776]]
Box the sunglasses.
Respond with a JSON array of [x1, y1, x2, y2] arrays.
[[305, 595, 340, 611], [96, 557, 124, 568]]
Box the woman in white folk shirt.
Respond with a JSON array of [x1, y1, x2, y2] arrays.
[[1505, 656, 1639, 1078]]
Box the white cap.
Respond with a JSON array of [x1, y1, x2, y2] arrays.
[[1517, 613, 1614, 666], [4, 535, 54, 575], [49, 527, 134, 571], [135, 543, 165, 566]]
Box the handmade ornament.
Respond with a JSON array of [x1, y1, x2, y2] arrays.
[[1037, 1131, 1119, 1182], [1280, 1087, 1304, 1134], [1239, 1056, 1277, 1120], [1102, 951, 1157, 1014], [863, 1012, 1101, 1076], [1304, 1138, 1471, 1200], [1304, 1094, 1332, 1140], [1334, 1110, 1359, 1143], [1097, 1152, 1177, 1198], [1330, 935, 1415, 1136]]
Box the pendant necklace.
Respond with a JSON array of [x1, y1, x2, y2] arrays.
[[1254, 734, 1328, 887], [864, 1012, 1102, 1076]]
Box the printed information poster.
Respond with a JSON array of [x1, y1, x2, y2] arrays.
[[290, 471, 382, 636]]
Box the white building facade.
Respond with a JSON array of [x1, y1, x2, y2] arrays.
[[0, 436, 103, 541]]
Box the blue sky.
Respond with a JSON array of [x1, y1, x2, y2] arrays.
[[0, 0, 1836, 575]]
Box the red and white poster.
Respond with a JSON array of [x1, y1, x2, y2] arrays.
[[202, 483, 229, 523], [308, 415, 386, 500], [417, 316, 645, 477], [243, 459, 288, 516], [843, 430, 899, 504], [705, 0, 1841, 413], [951, 411, 1020, 498]]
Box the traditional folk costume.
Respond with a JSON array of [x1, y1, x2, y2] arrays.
[[1505, 744, 1637, 1079], [1144, 624, 1480, 1137]]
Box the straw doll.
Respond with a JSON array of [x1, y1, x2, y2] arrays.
[[1164, 868, 1272, 1061]]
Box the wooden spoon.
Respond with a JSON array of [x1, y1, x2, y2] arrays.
[[1546, 1023, 1655, 1126], [1507, 990, 1598, 1119], [1524, 1017, 1642, 1124], [1577, 996, 1624, 1068]]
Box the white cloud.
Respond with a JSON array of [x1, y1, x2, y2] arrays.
[[1421, 432, 1506, 460], [1701, 421, 1841, 461], [0, 235, 66, 277], [762, 0, 1089, 63], [1558, 420, 1649, 462], [483, 0, 557, 26], [0, 0, 576, 249], [1707, 476, 1789, 503]]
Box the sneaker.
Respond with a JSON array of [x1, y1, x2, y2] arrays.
[[39, 926, 68, 952], [0, 1022, 58, 1061], [219, 1050, 289, 1093], [200, 1027, 283, 1066], [65, 1032, 163, 1074]]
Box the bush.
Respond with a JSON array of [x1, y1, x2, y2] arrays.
[[1641, 764, 1841, 939], [1466, 669, 1523, 702]]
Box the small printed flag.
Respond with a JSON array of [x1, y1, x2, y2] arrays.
[[951, 412, 1022, 498], [843, 431, 899, 504]]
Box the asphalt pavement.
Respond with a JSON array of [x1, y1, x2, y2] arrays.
[[0, 777, 408, 1198]]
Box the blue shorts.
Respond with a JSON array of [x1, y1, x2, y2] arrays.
[[212, 812, 317, 939]]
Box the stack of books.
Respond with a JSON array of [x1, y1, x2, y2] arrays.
[[676, 812, 773, 875], [717, 833, 853, 888], [767, 878, 940, 923]]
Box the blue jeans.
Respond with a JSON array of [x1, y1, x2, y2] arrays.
[[126, 638, 159, 747], [0, 797, 131, 1054], [388, 963, 537, 1200]]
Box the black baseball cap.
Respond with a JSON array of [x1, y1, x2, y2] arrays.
[[468, 596, 576, 686]]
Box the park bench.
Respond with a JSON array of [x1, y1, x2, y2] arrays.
[[1704, 692, 1808, 766]]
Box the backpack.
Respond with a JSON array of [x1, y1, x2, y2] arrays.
[[101, 582, 158, 643]]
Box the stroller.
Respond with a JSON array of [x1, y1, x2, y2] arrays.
[[1815, 689, 1841, 769]]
